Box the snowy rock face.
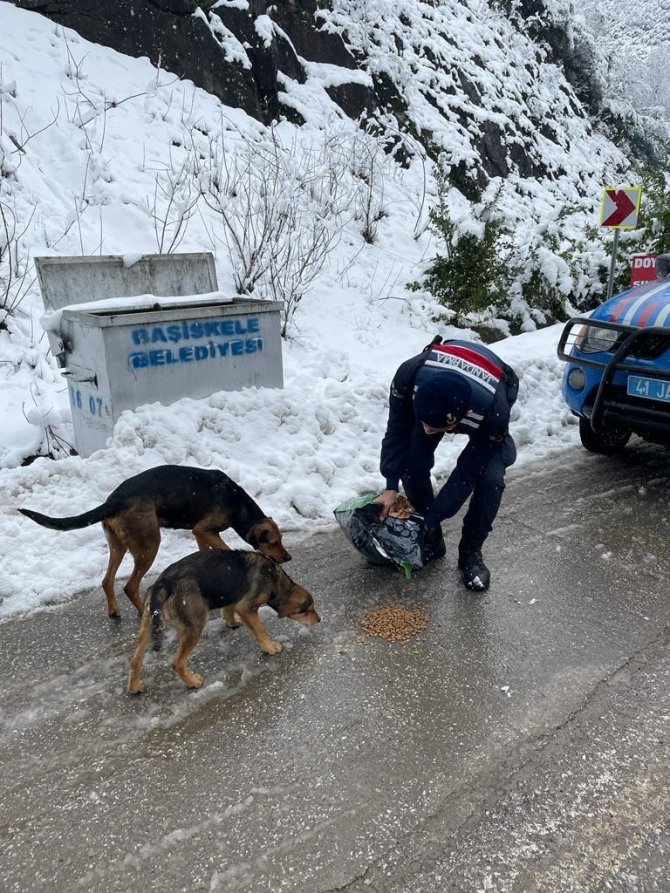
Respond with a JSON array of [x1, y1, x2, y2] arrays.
[[12, 0, 664, 191], [10, 0, 262, 117], [9, 0, 615, 197], [8, 0, 367, 124]]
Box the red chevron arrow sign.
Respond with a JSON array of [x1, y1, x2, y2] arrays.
[[599, 185, 642, 229]]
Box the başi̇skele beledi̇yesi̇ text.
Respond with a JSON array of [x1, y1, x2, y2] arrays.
[[128, 316, 264, 369]]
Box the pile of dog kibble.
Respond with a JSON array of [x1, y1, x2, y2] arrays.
[[361, 605, 428, 642]]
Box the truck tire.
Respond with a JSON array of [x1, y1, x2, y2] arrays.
[[579, 417, 631, 454]]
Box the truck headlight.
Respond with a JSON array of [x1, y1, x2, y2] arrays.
[[575, 325, 620, 354], [567, 367, 586, 390]]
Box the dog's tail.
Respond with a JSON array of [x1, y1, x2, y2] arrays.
[[149, 581, 170, 652], [18, 503, 110, 531]]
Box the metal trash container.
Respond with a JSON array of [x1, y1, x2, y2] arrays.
[[35, 254, 284, 457]]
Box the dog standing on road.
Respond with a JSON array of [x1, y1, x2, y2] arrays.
[[19, 465, 291, 618], [128, 549, 320, 693]]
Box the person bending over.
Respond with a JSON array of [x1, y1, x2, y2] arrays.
[[377, 337, 519, 591]]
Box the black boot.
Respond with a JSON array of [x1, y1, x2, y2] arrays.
[[422, 525, 446, 564], [458, 545, 490, 591]]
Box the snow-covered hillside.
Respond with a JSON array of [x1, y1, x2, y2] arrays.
[[0, 1, 639, 469], [0, 0, 659, 615], [580, 0, 670, 124]]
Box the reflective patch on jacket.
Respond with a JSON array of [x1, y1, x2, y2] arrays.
[[415, 341, 506, 433], [424, 342, 504, 395]]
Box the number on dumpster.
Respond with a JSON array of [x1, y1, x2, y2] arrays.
[[70, 387, 103, 417]]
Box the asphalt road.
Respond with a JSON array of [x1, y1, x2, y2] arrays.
[[1, 440, 670, 892]]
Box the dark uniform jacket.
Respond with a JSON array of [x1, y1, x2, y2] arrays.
[[380, 339, 519, 525]]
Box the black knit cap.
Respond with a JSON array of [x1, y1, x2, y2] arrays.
[[413, 373, 471, 428]]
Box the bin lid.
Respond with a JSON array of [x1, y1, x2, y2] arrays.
[[34, 253, 218, 311]]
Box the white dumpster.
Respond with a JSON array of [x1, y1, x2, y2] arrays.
[[35, 254, 284, 457]]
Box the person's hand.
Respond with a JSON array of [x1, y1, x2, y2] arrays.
[[374, 489, 398, 520]]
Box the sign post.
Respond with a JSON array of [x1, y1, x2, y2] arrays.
[[599, 185, 642, 298]]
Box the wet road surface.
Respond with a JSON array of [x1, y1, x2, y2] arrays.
[[1, 441, 669, 891]]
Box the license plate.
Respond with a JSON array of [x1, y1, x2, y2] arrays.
[[627, 374, 670, 402]]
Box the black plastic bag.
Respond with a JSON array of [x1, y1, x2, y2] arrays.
[[334, 493, 425, 579]]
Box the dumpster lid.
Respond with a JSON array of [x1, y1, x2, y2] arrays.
[[35, 253, 219, 311]]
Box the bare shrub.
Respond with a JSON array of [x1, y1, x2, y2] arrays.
[[147, 149, 201, 254], [0, 199, 37, 327], [197, 121, 350, 335]]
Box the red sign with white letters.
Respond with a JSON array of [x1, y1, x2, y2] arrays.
[[630, 253, 658, 286]]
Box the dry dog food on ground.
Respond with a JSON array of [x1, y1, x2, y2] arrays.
[[361, 605, 428, 642]]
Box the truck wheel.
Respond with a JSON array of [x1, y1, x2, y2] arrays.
[[579, 417, 631, 454]]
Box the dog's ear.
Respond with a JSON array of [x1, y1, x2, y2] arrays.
[[247, 522, 291, 562], [253, 522, 282, 544], [248, 526, 269, 547], [245, 524, 261, 547], [260, 518, 280, 537]]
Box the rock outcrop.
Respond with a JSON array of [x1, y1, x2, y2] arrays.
[[13, 0, 641, 197], [12, 0, 380, 124]]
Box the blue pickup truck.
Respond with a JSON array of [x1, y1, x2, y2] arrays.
[[557, 254, 670, 453]]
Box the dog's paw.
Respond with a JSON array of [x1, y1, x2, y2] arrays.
[[185, 673, 204, 689], [127, 680, 145, 695], [221, 608, 242, 628], [261, 640, 283, 655]]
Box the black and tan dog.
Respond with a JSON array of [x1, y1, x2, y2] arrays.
[[127, 549, 320, 693], [19, 464, 291, 618]]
